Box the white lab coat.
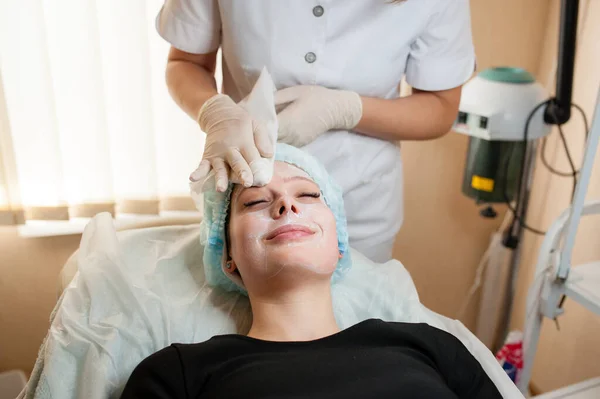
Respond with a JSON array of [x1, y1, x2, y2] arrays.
[[156, 0, 475, 263]]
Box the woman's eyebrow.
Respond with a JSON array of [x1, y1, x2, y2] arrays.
[[236, 175, 317, 199], [283, 176, 315, 184], [235, 186, 260, 200]]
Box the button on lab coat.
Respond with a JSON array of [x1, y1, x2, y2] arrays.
[[156, 0, 475, 263]]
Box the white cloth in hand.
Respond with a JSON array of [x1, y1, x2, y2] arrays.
[[190, 69, 277, 192], [274, 85, 363, 147]]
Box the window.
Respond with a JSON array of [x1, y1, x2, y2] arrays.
[[0, 0, 223, 232]]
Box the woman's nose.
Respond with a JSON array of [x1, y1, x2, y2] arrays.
[[272, 196, 298, 218]]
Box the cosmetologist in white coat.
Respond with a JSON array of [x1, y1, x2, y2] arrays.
[[156, 0, 476, 263]]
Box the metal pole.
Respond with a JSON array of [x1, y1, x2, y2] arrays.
[[544, 0, 579, 125], [557, 87, 600, 279], [494, 139, 538, 352]]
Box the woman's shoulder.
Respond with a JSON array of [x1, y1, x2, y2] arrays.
[[357, 318, 432, 333], [358, 319, 462, 345], [170, 334, 263, 364], [129, 337, 241, 370], [369, 319, 450, 334], [123, 338, 253, 397], [131, 339, 239, 376], [134, 344, 181, 370]]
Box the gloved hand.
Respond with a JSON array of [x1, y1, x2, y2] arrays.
[[274, 85, 363, 147], [190, 94, 274, 192]]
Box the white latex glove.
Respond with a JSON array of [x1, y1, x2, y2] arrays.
[[274, 85, 363, 147], [190, 93, 273, 192]]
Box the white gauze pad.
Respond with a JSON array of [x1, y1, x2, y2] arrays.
[[196, 67, 278, 193], [238, 68, 278, 186]]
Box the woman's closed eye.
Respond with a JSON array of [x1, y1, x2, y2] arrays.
[[243, 192, 319, 208], [299, 192, 320, 200], [243, 198, 269, 208]]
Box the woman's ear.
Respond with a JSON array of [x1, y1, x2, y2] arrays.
[[225, 258, 238, 273], [338, 251, 343, 259]]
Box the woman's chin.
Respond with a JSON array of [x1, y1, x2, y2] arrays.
[[264, 248, 338, 277]]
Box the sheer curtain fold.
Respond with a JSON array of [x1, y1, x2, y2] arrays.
[[0, 0, 207, 224], [0, 69, 24, 225]]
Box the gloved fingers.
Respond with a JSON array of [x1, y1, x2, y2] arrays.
[[225, 149, 253, 187], [273, 86, 306, 107], [211, 158, 230, 192], [275, 107, 295, 142], [189, 160, 211, 183], [240, 143, 264, 169], [276, 106, 324, 148], [252, 120, 274, 158], [243, 145, 272, 187]]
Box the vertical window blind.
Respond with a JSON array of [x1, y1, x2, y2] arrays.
[[0, 0, 220, 225]]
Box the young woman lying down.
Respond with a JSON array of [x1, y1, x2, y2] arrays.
[[120, 144, 502, 399]]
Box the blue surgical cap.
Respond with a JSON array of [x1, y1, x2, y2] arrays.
[[200, 143, 351, 294]]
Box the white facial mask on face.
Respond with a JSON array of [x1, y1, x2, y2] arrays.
[[251, 201, 329, 277], [230, 171, 335, 280]]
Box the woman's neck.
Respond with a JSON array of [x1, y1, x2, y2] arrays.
[[247, 283, 339, 342]]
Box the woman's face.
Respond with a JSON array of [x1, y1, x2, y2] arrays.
[[227, 162, 340, 291]]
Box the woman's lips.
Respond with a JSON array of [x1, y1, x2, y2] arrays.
[[265, 224, 315, 242]]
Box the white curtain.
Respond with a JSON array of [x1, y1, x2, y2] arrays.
[[0, 0, 219, 223]]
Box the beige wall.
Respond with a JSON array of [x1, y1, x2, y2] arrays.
[[509, 0, 600, 393], [0, 228, 80, 373], [394, 0, 551, 329]]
